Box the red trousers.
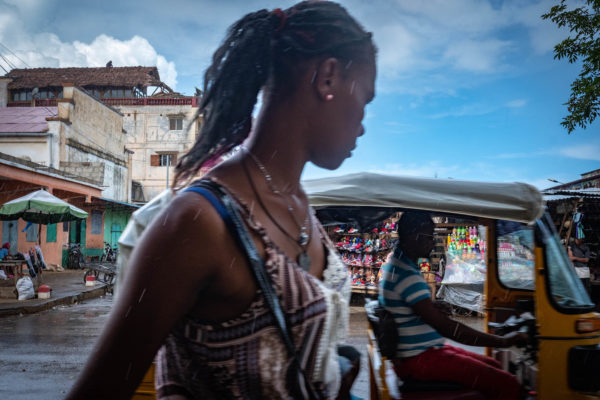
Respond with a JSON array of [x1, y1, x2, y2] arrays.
[[393, 345, 520, 400]]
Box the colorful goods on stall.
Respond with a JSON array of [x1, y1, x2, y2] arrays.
[[332, 221, 398, 292]]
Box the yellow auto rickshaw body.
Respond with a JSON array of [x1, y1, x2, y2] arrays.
[[303, 173, 600, 399]]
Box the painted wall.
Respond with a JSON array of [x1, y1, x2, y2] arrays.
[[0, 78, 10, 107], [84, 212, 104, 258], [120, 105, 198, 201], [63, 148, 128, 201], [58, 86, 130, 202], [0, 219, 69, 267], [0, 139, 49, 165], [68, 87, 125, 157]]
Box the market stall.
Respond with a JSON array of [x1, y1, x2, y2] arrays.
[[304, 173, 543, 300]]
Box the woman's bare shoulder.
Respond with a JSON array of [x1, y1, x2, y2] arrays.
[[130, 190, 234, 277]]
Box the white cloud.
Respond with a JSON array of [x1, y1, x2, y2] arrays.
[[430, 103, 497, 119], [443, 39, 513, 73], [368, 162, 461, 179], [506, 99, 527, 108], [0, 4, 178, 89], [559, 143, 600, 161]]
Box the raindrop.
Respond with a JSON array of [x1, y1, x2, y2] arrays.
[[125, 306, 132, 318], [162, 212, 170, 226], [350, 81, 356, 95], [138, 288, 147, 303], [269, 150, 278, 161], [345, 60, 353, 69], [125, 362, 132, 380], [310, 70, 317, 84], [453, 322, 460, 336], [193, 209, 203, 221], [230, 257, 236, 268]]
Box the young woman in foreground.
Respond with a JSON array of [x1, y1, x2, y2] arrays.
[[68, 1, 376, 399]]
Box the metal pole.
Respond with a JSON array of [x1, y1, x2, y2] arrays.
[[166, 157, 170, 189]]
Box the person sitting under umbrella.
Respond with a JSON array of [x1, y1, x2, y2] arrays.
[[0, 242, 11, 260]]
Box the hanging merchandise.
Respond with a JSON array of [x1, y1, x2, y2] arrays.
[[331, 218, 399, 293], [573, 212, 585, 239]]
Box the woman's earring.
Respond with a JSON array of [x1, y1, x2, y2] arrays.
[[325, 94, 334, 101]]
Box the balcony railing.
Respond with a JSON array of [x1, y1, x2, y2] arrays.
[[8, 99, 58, 107], [8, 97, 199, 108], [102, 97, 199, 107]]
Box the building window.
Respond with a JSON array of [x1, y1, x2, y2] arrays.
[[169, 117, 183, 131], [91, 211, 103, 235], [63, 222, 69, 232], [26, 223, 38, 242], [159, 154, 173, 166], [150, 153, 178, 167]]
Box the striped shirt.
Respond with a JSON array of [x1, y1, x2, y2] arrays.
[[378, 248, 445, 358]]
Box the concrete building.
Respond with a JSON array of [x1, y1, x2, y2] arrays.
[[3, 66, 201, 202], [0, 84, 130, 202], [0, 152, 102, 266]]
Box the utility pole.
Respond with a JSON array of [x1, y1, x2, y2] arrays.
[[166, 156, 170, 189]]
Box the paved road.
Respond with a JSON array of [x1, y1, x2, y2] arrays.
[[0, 295, 374, 399], [0, 292, 483, 400], [0, 295, 113, 400]]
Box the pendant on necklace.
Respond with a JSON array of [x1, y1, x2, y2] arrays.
[[298, 252, 311, 271], [299, 231, 309, 247]]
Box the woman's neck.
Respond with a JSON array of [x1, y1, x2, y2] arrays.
[[244, 105, 308, 193]]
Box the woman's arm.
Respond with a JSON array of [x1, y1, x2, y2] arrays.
[[67, 193, 231, 400], [412, 298, 526, 348]]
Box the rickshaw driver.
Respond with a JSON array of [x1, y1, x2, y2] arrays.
[[379, 211, 528, 400]]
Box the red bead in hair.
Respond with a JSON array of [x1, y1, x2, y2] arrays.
[[270, 8, 287, 33]]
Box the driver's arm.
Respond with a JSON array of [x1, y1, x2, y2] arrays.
[[412, 298, 524, 348]]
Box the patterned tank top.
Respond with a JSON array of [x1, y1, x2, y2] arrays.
[[155, 179, 351, 399]]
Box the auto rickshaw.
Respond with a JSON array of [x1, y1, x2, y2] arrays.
[[302, 172, 600, 400], [129, 172, 599, 399]]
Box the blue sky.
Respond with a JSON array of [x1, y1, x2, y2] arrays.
[[0, 0, 597, 188]]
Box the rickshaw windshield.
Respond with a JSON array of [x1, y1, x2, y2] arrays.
[[496, 220, 535, 290], [536, 215, 594, 311]]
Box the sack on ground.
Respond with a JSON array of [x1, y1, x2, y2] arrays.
[[16, 276, 35, 300]]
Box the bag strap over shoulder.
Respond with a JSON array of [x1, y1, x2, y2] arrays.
[[182, 180, 319, 400]]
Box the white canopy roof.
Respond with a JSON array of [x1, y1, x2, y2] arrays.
[[303, 173, 545, 223]]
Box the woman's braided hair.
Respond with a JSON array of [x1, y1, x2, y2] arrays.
[[173, 1, 374, 186]]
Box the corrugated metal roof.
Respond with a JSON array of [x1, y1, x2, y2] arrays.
[[543, 188, 600, 201], [0, 107, 57, 133]]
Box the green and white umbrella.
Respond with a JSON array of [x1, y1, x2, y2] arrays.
[[0, 189, 88, 224]]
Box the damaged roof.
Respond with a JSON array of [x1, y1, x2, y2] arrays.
[[5, 66, 163, 90], [0, 107, 57, 133]]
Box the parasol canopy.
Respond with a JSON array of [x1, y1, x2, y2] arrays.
[[0, 190, 88, 224]]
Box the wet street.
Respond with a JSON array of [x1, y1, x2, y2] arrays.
[[0, 294, 374, 399], [0, 293, 482, 399], [0, 295, 113, 400]]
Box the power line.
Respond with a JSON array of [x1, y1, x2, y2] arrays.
[[0, 52, 17, 71], [0, 42, 30, 68]]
